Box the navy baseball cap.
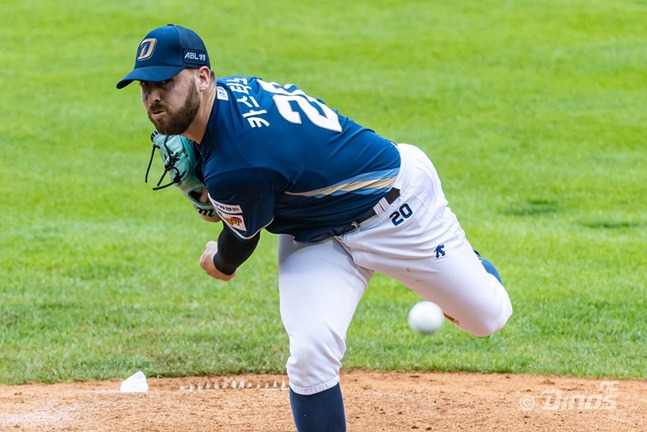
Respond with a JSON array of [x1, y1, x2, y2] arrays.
[[116, 24, 210, 89]]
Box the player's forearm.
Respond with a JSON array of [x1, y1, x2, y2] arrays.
[[213, 226, 260, 275]]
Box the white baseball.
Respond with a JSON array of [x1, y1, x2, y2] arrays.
[[408, 301, 444, 335]]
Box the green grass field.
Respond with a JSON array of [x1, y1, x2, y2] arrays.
[[1, 0, 645, 385]]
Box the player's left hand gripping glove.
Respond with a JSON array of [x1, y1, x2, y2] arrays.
[[145, 131, 218, 219]]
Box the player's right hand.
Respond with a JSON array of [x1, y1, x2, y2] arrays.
[[199, 241, 236, 281]]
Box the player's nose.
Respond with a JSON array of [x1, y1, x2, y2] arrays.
[[142, 85, 162, 105]]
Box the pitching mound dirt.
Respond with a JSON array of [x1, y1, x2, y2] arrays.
[[1, 371, 645, 431]]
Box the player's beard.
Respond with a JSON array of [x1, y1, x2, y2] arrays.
[[148, 84, 200, 135]]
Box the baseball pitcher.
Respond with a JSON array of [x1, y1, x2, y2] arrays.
[[117, 24, 512, 432]]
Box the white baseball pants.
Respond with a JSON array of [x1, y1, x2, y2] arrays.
[[278, 144, 512, 395]]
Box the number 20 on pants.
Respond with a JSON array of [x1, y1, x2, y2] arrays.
[[390, 203, 413, 226]]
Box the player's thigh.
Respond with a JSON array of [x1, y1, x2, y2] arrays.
[[347, 204, 510, 335], [278, 234, 372, 348], [398, 221, 511, 336]]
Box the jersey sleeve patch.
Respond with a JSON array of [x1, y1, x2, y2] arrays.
[[210, 199, 243, 214], [208, 197, 247, 233], [216, 85, 229, 101], [219, 211, 247, 232]]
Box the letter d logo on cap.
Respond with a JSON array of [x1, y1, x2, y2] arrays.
[[138, 38, 157, 60]]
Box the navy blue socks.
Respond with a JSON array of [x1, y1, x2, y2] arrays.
[[290, 384, 346, 432], [474, 250, 503, 284]]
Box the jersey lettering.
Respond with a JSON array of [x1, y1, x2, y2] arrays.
[[258, 79, 342, 132]]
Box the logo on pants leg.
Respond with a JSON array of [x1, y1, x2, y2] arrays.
[[434, 244, 445, 258]]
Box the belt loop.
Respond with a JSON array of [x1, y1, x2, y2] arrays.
[[372, 196, 390, 215], [372, 188, 400, 215]]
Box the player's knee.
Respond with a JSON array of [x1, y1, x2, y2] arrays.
[[286, 331, 346, 393], [289, 336, 344, 372], [469, 293, 513, 337], [290, 343, 332, 367], [471, 314, 510, 337]]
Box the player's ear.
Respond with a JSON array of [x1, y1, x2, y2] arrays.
[[196, 66, 212, 91]]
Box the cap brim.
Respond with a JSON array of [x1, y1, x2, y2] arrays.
[[116, 65, 186, 89]]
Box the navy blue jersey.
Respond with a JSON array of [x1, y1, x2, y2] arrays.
[[199, 76, 401, 242]]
